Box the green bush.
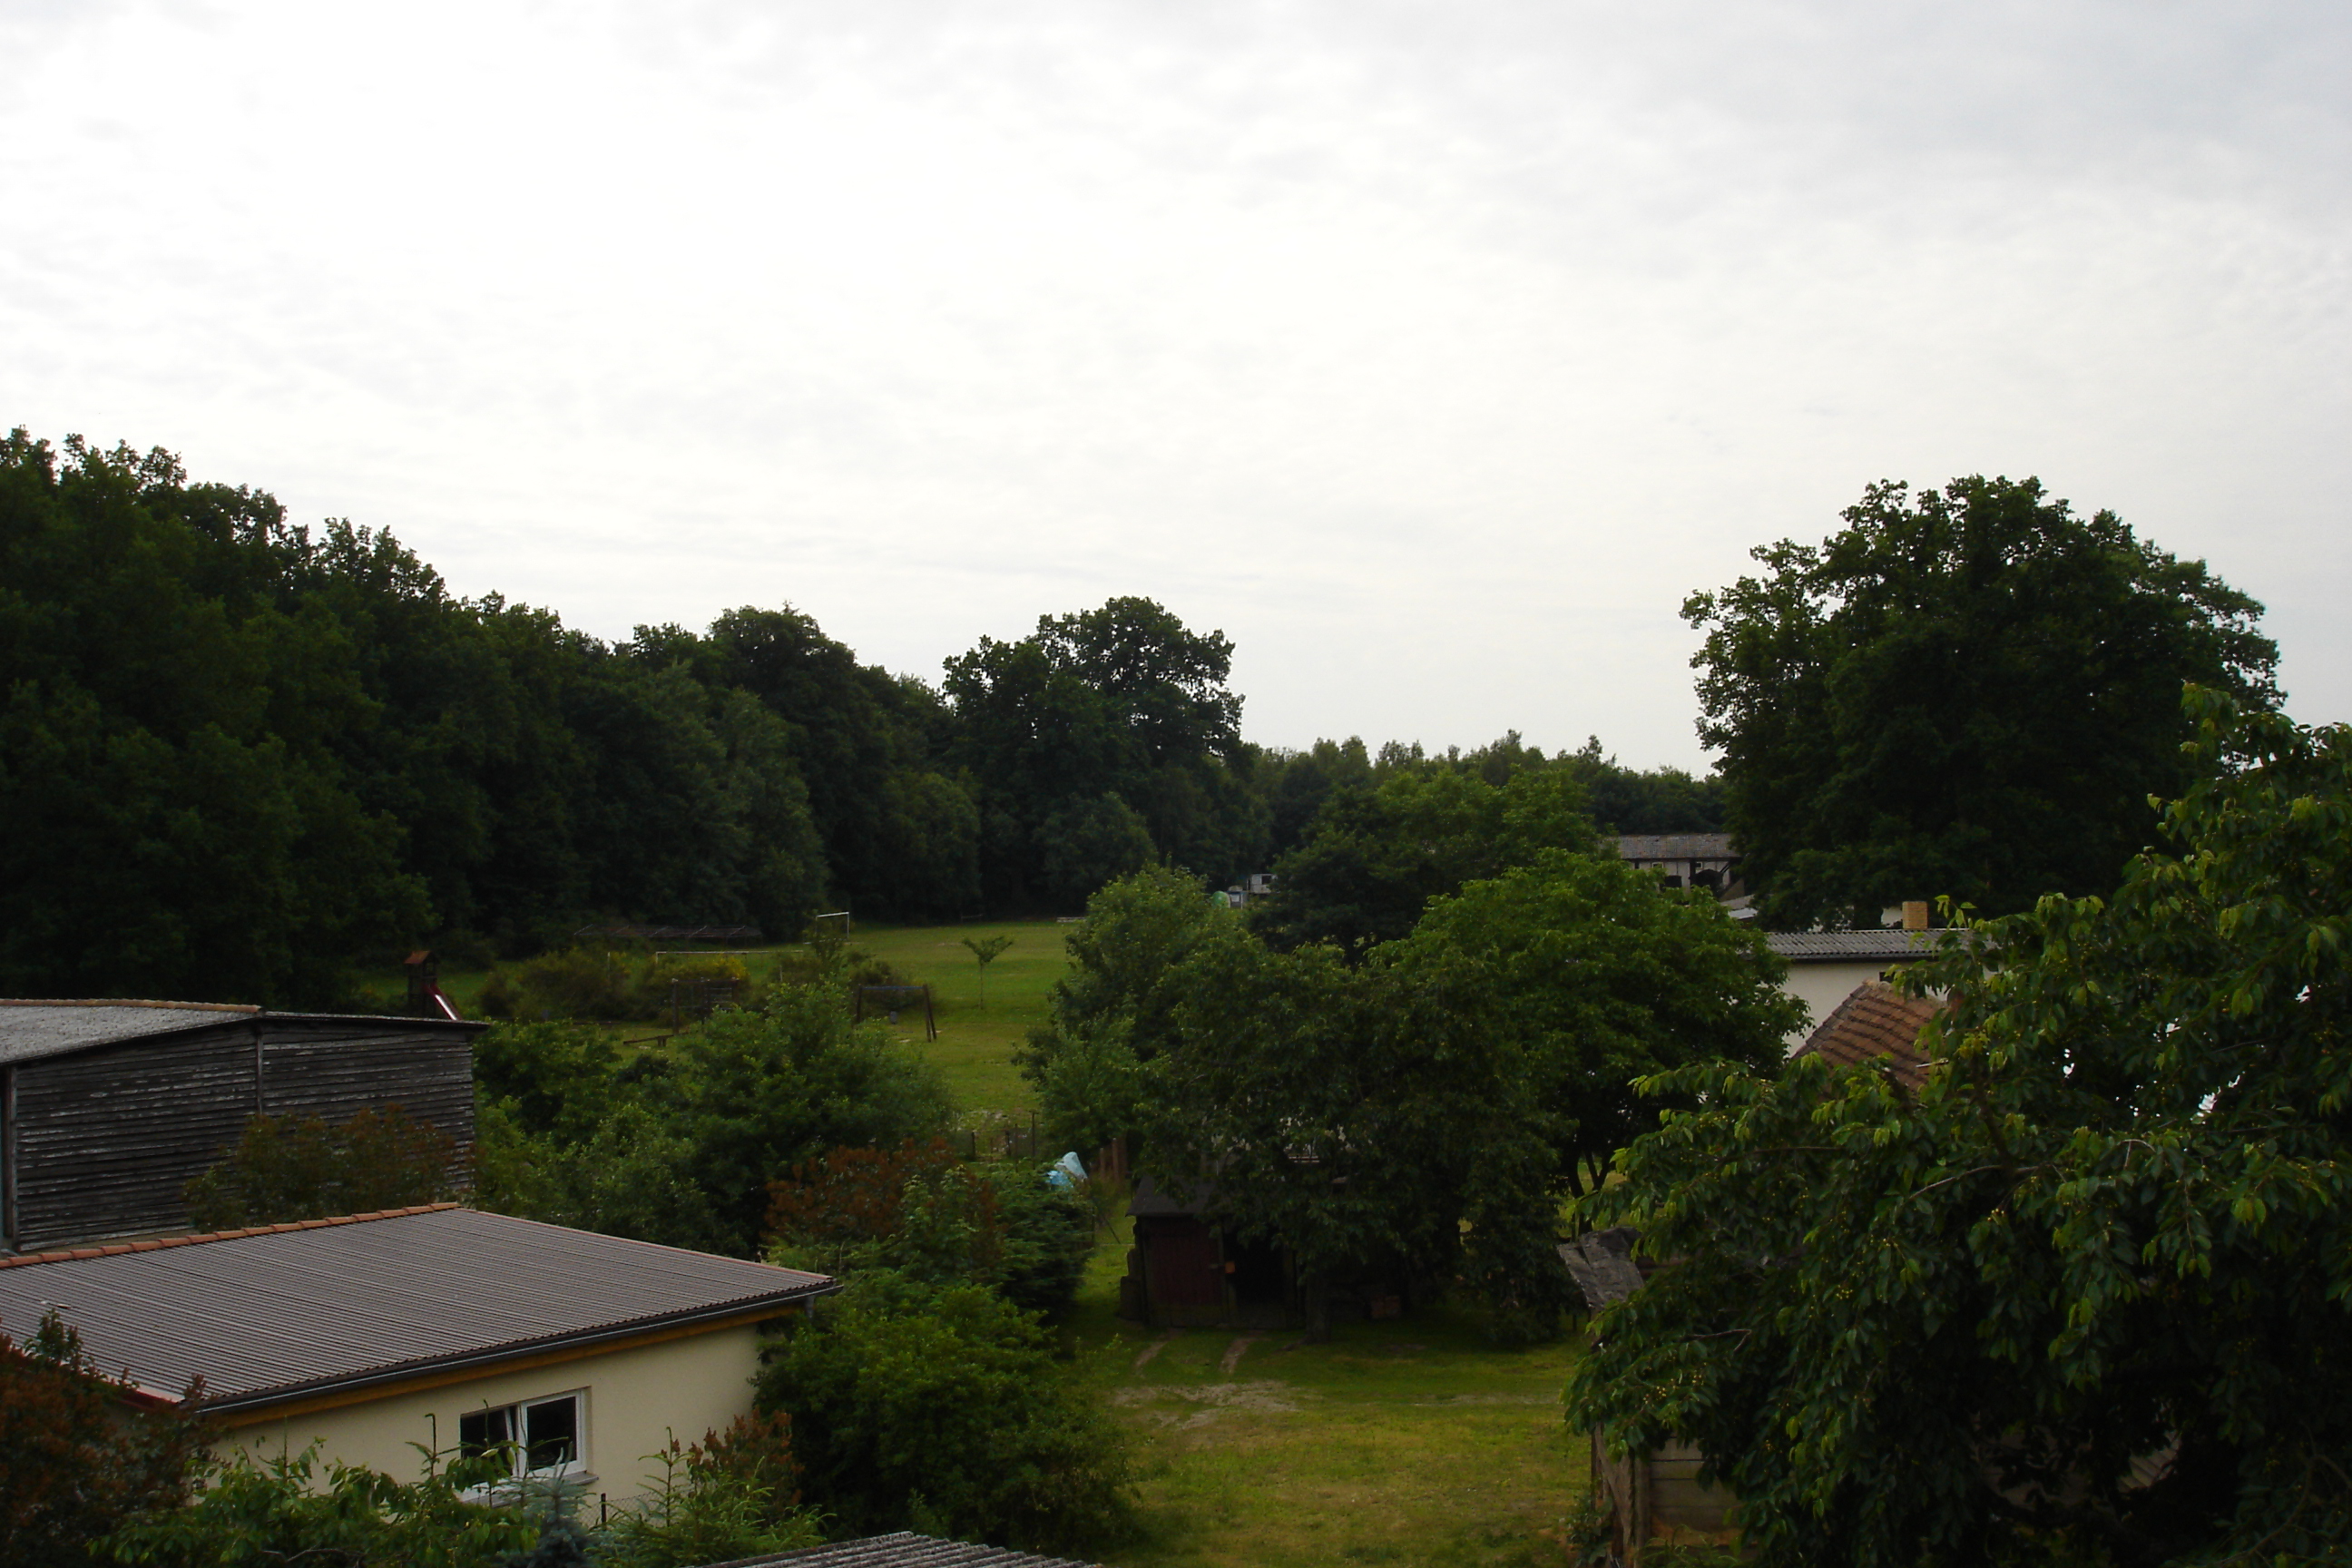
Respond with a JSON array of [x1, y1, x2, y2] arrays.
[[478, 945, 637, 1022], [755, 1281, 1135, 1556], [184, 1106, 459, 1230], [473, 987, 953, 1258], [596, 1412, 820, 1568], [765, 1141, 1093, 1318], [769, 944, 912, 993]]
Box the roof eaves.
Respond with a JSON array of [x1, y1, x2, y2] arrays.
[[0, 1203, 465, 1269], [198, 1276, 838, 1416]]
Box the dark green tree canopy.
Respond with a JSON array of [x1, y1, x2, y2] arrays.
[[1685, 475, 2278, 927], [945, 595, 1261, 904], [1249, 765, 1595, 955], [1569, 693, 2351, 1566]]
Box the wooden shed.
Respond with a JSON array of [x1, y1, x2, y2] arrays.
[[1563, 1228, 1740, 1563], [0, 1001, 485, 1254], [1120, 1176, 1300, 1329]]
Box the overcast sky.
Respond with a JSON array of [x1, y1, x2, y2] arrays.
[[5, 0, 2346, 769]]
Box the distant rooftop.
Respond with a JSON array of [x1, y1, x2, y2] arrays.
[[1612, 834, 1737, 862], [0, 1206, 831, 1412], [1765, 928, 1960, 963]]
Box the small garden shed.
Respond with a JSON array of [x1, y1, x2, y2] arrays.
[[1563, 1228, 1739, 1563], [0, 1000, 485, 1253], [1119, 1177, 1298, 1328]]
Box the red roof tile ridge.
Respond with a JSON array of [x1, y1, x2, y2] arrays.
[[0, 1203, 464, 1269], [0, 998, 262, 1013]]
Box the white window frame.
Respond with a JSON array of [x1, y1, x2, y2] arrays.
[[456, 1387, 588, 1488]]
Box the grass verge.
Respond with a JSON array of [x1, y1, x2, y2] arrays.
[[1067, 1220, 1586, 1568]]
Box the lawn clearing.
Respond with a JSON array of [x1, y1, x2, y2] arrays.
[[846, 919, 1073, 1118], [1067, 1220, 1588, 1568]]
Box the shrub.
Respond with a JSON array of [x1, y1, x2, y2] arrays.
[[769, 944, 910, 993], [478, 944, 637, 1022], [475, 987, 954, 1258], [597, 1412, 820, 1568], [184, 1105, 458, 1230], [2, 1310, 207, 1568], [755, 1282, 1135, 1555], [765, 1141, 1092, 1318], [473, 1021, 622, 1141]]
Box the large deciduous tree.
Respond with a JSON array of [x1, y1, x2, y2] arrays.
[[1567, 692, 2352, 1567], [944, 596, 1260, 906], [1249, 765, 1595, 955], [1684, 475, 2277, 927]]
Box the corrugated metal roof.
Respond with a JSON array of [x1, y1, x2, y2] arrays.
[[1793, 982, 1942, 1085], [714, 1531, 1101, 1567], [1764, 929, 1956, 962], [0, 1206, 831, 1411], [1612, 834, 1737, 861], [0, 1000, 484, 1066]]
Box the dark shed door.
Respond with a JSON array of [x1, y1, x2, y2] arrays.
[[1146, 1219, 1225, 1308]]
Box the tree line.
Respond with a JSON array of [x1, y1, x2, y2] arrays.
[[0, 428, 1719, 1006]]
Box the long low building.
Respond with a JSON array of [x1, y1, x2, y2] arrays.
[[0, 1204, 833, 1502], [1, 1000, 485, 1253]]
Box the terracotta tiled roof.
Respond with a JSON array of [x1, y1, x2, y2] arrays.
[[1792, 981, 1942, 1085]]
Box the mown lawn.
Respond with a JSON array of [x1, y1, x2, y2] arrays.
[[368, 919, 1075, 1118], [847, 918, 1073, 1117], [1066, 1222, 1590, 1568]]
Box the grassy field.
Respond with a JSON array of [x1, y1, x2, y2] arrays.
[[403, 923, 1602, 1563], [1066, 1220, 1590, 1568], [371, 919, 1077, 1118], [847, 918, 1075, 1116]]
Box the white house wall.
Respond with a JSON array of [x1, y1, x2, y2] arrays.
[[216, 1322, 766, 1505], [1779, 962, 1918, 1049]]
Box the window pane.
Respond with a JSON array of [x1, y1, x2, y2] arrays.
[[459, 1406, 516, 1465], [524, 1396, 578, 1473]]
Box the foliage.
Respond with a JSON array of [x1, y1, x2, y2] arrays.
[[183, 1105, 459, 1230], [595, 1413, 820, 1568], [475, 947, 758, 1024], [1383, 849, 1800, 1197], [102, 1443, 556, 1567], [946, 595, 1262, 903], [0, 432, 429, 1004], [1017, 864, 1234, 1151], [1249, 766, 1595, 955], [0, 1310, 207, 1568], [765, 1139, 1093, 1318], [105, 1420, 816, 1568], [1566, 692, 2352, 1567], [1684, 474, 2279, 927], [473, 988, 954, 1257], [961, 934, 1014, 1007], [755, 1279, 1137, 1555], [1034, 791, 1158, 908]]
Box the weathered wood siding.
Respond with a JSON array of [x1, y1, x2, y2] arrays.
[[1590, 1433, 1738, 1563], [260, 1024, 475, 1145], [7, 1019, 476, 1253], [12, 1025, 260, 1251]]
